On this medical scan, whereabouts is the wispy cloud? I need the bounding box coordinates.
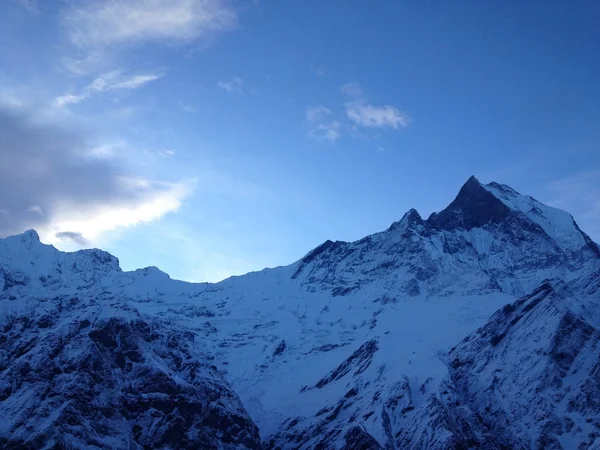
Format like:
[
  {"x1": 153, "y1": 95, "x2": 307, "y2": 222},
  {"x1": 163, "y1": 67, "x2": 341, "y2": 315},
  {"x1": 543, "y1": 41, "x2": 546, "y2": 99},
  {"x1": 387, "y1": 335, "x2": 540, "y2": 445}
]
[
  {"x1": 347, "y1": 104, "x2": 410, "y2": 129},
  {"x1": 53, "y1": 177, "x2": 195, "y2": 244},
  {"x1": 54, "y1": 94, "x2": 86, "y2": 108},
  {"x1": 0, "y1": 106, "x2": 195, "y2": 246},
  {"x1": 305, "y1": 83, "x2": 411, "y2": 145},
  {"x1": 94, "y1": 73, "x2": 161, "y2": 90},
  {"x1": 309, "y1": 122, "x2": 342, "y2": 143},
  {"x1": 217, "y1": 77, "x2": 244, "y2": 94},
  {"x1": 306, "y1": 105, "x2": 342, "y2": 143},
  {"x1": 55, "y1": 231, "x2": 90, "y2": 246},
  {"x1": 342, "y1": 82, "x2": 411, "y2": 129},
  {"x1": 310, "y1": 65, "x2": 326, "y2": 76},
  {"x1": 61, "y1": 52, "x2": 107, "y2": 76},
  {"x1": 341, "y1": 82, "x2": 363, "y2": 97},
  {"x1": 62, "y1": 0, "x2": 237, "y2": 49},
  {"x1": 306, "y1": 105, "x2": 331, "y2": 123},
  {"x1": 55, "y1": 70, "x2": 162, "y2": 107},
  {"x1": 178, "y1": 101, "x2": 196, "y2": 112}
]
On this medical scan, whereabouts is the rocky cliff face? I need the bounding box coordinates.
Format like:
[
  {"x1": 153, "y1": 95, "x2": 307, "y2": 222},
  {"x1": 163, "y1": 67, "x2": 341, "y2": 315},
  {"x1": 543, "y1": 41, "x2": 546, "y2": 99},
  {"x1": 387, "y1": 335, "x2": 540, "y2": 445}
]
[
  {"x1": 441, "y1": 273, "x2": 600, "y2": 450},
  {"x1": 0, "y1": 304, "x2": 260, "y2": 449},
  {"x1": 0, "y1": 177, "x2": 598, "y2": 449}
]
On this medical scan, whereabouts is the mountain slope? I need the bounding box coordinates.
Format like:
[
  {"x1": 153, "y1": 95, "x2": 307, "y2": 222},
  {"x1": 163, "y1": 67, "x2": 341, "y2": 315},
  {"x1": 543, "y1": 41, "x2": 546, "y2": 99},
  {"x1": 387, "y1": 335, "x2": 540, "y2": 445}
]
[
  {"x1": 0, "y1": 289, "x2": 260, "y2": 449},
  {"x1": 442, "y1": 272, "x2": 600, "y2": 449},
  {"x1": 0, "y1": 177, "x2": 598, "y2": 449},
  {"x1": 390, "y1": 271, "x2": 600, "y2": 450}
]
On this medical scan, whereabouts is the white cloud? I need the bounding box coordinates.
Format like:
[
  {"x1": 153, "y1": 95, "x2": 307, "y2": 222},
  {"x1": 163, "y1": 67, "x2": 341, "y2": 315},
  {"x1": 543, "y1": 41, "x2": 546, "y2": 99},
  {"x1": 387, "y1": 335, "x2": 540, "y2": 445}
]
[
  {"x1": 94, "y1": 73, "x2": 161, "y2": 91},
  {"x1": 346, "y1": 103, "x2": 411, "y2": 129},
  {"x1": 309, "y1": 121, "x2": 342, "y2": 143},
  {"x1": 306, "y1": 105, "x2": 331, "y2": 123},
  {"x1": 63, "y1": 0, "x2": 237, "y2": 49},
  {"x1": 306, "y1": 106, "x2": 341, "y2": 143},
  {"x1": 45, "y1": 178, "x2": 195, "y2": 245},
  {"x1": 54, "y1": 94, "x2": 86, "y2": 107},
  {"x1": 305, "y1": 84, "x2": 410, "y2": 144},
  {"x1": 217, "y1": 77, "x2": 244, "y2": 94},
  {"x1": 341, "y1": 82, "x2": 363, "y2": 97},
  {"x1": 0, "y1": 106, "x2": 196, "y2": 247},
  {"x1": 87, "y1": 143, "x2": 123, "y2": 159},
  {"x1": 342, "y1": 82, "x2": 411, "y2": 129},
  {"x1": 54, "y1": 70, "x2": 162, "y2": 107}
]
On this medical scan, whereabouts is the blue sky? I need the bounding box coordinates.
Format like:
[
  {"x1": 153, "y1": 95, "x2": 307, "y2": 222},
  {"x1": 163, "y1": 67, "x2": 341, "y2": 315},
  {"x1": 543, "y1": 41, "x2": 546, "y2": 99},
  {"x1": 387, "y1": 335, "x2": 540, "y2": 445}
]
[{"x1": 1, "y1": 0, "x2": 599, "y2": 282}]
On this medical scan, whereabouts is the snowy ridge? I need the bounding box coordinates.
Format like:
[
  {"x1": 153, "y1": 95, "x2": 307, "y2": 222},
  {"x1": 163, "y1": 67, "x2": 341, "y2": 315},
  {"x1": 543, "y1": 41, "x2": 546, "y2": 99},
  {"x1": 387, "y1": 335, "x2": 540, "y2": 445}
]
[
  {"x1": 483, "y1": 180, "x2": 598, "y2": 255},
  {"x1": 0, "y1": 177, "x2": 599, "y2": 449}
]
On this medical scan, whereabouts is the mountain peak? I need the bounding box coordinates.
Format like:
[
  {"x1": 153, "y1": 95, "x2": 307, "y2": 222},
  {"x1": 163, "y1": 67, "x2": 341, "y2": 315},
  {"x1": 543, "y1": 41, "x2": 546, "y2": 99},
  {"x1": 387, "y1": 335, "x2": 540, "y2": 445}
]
[
  {"x1": 427, "y1": 176, "x2": 511, "y2": 231},
  {"x1": 403, "y1": 208, "x2": 423, "y2": 222},
  {"x1": 22, "y1": 229, "x2": 40, "y2": 244},
  {"x1": 388, "y1": 208, "x2": 423, "y2": 233},
  {"x1": 464, "y1": 174, "x2": 481, "y2": 186},
  {"x1": 456, "y1": 175, "x2": 486, "y2": 198},
  {"x1": 1, "y1": 229, "x2": 43, "y2": 253},
  {"x1": 423, "y1": 178, "x2": 597, "y2": 256}
]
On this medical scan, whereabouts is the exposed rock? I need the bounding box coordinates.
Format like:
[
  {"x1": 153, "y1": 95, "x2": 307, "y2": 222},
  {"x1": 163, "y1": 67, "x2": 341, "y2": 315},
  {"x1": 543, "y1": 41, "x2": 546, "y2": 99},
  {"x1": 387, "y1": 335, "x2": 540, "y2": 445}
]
[
  {"x1": 0, "y1": 315, "x2": 261, "y2": 449},
  {"x1": 343, "y1": 426, "x2": 383, "y2": 450}
]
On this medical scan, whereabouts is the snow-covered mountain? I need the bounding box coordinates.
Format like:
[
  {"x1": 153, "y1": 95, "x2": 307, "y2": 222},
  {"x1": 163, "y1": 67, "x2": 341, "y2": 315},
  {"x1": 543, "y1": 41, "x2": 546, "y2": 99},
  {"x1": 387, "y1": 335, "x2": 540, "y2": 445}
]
[{"x1": 1, "y1": 176, "x2": 598, "y2": 449}]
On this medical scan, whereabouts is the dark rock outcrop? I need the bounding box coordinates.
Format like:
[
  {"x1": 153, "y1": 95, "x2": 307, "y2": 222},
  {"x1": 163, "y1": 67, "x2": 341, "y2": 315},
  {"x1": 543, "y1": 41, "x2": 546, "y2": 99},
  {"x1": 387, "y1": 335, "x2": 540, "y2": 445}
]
[{"x1": 0, "y1": 314, "x2": 260, "y2": 449}]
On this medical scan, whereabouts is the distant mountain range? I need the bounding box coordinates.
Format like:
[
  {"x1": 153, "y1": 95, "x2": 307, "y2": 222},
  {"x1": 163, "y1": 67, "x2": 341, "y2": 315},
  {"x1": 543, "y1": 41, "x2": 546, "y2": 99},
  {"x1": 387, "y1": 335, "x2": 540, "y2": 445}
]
[{"x1": 1, "y1": 177, "x2": 599, "y2": 449}]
